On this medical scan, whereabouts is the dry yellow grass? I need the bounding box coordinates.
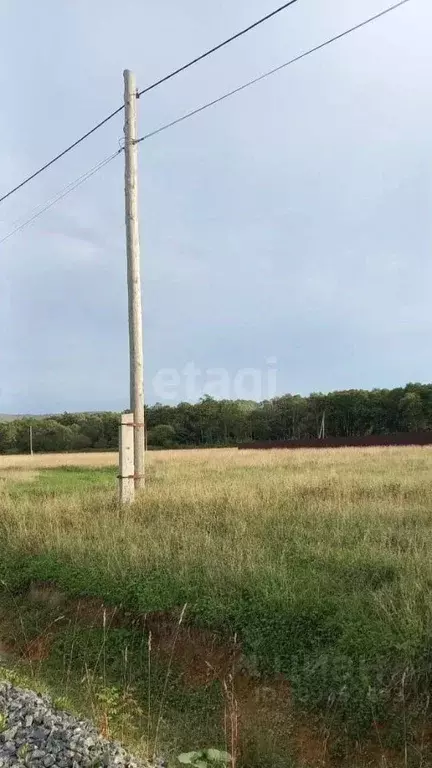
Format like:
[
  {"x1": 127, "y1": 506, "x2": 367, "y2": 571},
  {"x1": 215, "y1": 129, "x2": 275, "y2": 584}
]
[
  {"x1": 0, "y1": 451, "x2": 118, "y2": 470},
  {"x1": 0, "y1": 470, "x2": 39, "y2": 483},
  {"x1": 2, "y1": 443, "x2": 426, "y2": 469},
  {"x1": 2, "y1": 445, "x2": 431, "y2": 583}
]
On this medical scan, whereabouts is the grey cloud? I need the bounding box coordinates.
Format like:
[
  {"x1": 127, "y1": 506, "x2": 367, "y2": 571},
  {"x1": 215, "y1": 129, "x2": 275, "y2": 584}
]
[{"x1": 1, "y1": 0, "x2": 431, "y2": 412}]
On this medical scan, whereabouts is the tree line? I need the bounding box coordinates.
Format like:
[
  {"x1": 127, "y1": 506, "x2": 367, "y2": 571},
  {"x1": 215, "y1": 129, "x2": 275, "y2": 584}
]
[{"x1": 0, "y1": 383, "x2": 431, "y2": 453}]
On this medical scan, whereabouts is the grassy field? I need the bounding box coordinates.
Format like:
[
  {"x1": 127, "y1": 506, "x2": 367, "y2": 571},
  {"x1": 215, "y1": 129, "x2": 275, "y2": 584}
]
[
  {"x1": 0, "y1": 451, "x2": 118, "y2": 469},
  {"x1": 1, "y1": 446, "x2": 432, "y2": 766}
]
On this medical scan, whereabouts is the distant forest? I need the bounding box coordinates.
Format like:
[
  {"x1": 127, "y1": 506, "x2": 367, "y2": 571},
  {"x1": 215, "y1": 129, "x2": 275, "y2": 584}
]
[{"x1": 0, "y1": 383, "x2": 431, "y2": 453}]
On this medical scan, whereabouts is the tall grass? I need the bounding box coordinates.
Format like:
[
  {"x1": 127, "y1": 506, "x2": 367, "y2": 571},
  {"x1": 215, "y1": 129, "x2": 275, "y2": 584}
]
[
  {"x1": 0, "y1": 452, "x2": 118, "y2": 470},
  {"x1": 1, "y1": 447, "x2": 432, "y2": 752}
]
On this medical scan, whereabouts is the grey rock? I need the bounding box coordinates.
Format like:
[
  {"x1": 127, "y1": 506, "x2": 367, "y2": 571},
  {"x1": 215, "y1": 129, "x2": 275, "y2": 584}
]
[
  {"x1": 1, "y1": 729, "x2": 17, "y2": 742},
  {"x1": 0, "y1": 683, "x2": 161, "y2": 768},
  {"x1": 32, "y1": 727, "x2": 50, "y2": 741},
  {"x1": 31, "y1": 749, "x2": 46, "y2": 759}
]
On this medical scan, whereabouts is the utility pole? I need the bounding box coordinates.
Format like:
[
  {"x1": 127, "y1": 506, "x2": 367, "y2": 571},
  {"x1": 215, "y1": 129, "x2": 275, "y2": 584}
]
[
  {"x1": 29, "y1": 425, "x2": 33, "y2": 456},
  {"x1": 318, "y1": 411, "x2": 326, "y2": 440},
  {"x1": 124, "y1": 69, "x2": 145, "y2": 490}
]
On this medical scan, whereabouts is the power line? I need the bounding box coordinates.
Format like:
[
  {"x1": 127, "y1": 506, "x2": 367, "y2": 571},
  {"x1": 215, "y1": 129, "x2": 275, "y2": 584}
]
[
  {"x1": 0, "y1": 150, "x2": 121, "y2": 245},
  {"x1": 0, "y1": 0, "x2": 301, "y2": 207},
  {"x1": 0, "y1": 0, "x2": 412, "y2": 219},
  {"x1": 3, "y1": 150, "x2": 120, "y2": 234},
  {"x1": 137, "y1": 0, "x2": 411, "y2": 144},
  {"x1": 0, "y1": 110, "x2": 125, "y2": 207},
  {"x1": 136, "y1": 0, "x2": 300, "y2": 98}
]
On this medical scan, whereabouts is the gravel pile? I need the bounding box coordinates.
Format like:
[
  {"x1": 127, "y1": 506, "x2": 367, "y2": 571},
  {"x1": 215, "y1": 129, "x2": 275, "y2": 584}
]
[{"x1": 0, "y1": 682, "x2": 165, "y2": 768}]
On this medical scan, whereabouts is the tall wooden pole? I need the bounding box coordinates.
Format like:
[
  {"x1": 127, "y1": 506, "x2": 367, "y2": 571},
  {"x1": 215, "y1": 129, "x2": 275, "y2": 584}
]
[
  {"x1": 124, "y1": 69, "x2": 145, "y2": 490},
  {"x1": 29, "y1": 425, "x2": 33, "y2": 457}
]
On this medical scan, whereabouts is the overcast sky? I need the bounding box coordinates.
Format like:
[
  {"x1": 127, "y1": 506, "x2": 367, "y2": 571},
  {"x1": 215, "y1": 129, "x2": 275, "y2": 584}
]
[{"x1": 0, "y1": 0, "x2": 430, "y2": 413}]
